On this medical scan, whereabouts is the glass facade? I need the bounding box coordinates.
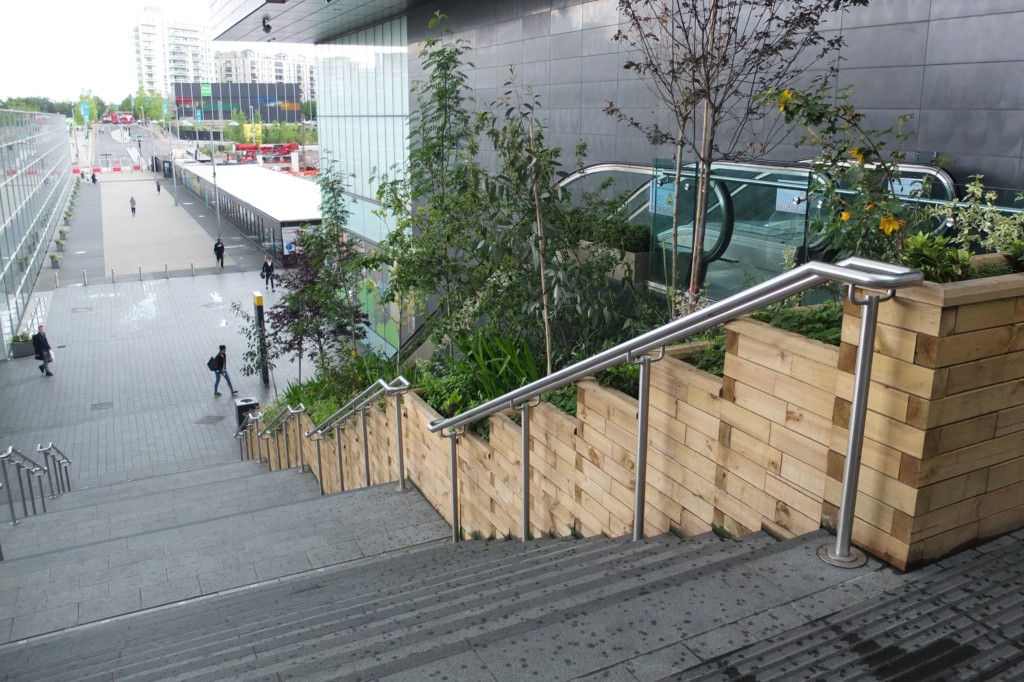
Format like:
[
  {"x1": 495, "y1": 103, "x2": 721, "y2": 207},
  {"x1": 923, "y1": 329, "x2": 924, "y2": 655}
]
[
  {"x1": 316, "y1": 17, "x2": 411, "y2": 354},
  {"x1": 0, "y1": 110, "x2": 73, "y2": 353}
]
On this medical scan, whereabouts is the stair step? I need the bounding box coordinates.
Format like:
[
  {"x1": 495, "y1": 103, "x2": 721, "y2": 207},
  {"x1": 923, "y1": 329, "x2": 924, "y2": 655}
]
[
  {"x1": 0, "y1": 465, "x2": 320, "y2": 559},
  {"x1": 671, "y1": 536, "x2": 1024, "y2": 681}
]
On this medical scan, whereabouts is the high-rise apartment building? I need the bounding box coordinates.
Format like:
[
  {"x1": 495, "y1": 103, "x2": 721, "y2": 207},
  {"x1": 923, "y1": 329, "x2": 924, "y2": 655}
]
[
  {"x1": 216, "y1": 50, "x2": 317, "y2": 102},
  {"x1": 134, "y1": 6, "x2": 214, "y2": 95}
]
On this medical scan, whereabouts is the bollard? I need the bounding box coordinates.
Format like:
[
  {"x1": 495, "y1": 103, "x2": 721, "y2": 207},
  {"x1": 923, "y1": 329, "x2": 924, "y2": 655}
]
[
  {"x1": 111, "y1": 268, "x2": 116, "y2": 284},
  {"x1": 82, "y1": 270, "x2": 88, "y2": 286},
  {"x1": 138, "y1": 266, "x2": 143, "y2": 282},
  {"x1": 54, "y1": 272, "x2": 59, "y2": 288},
  {"x1": 164, "y1": 264, "x2": 169, "y2": 279},
  {"x1": 190, "y1": 262, "x2": 195, "y2": 276},
  {"x1": 239, "y1": 257, "x2": 244, "y2": 271}
]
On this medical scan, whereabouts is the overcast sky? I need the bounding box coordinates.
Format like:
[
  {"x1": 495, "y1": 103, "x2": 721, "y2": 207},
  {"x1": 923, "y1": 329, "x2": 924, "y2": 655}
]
[{"x1": 0, "y1": 0, "x2": 314, "y2": 104}]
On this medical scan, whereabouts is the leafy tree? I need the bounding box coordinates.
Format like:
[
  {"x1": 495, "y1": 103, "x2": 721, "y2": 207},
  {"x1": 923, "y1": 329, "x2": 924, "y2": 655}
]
[
  {"x1": 607, "y1": 0, "x2": 868, "y2": 301},
  {"x1": 375, "y1": 12, "x2": 490, "y2": 351},
  {"x1": 267, "y1": 164, "x2": 368, "y2": 371},
  {"x1": 302, "y1": 100, "x2": 316, "y2": 121},
  {"x1": 230, "y1": 300, "x2": 278, "y2": 387}
]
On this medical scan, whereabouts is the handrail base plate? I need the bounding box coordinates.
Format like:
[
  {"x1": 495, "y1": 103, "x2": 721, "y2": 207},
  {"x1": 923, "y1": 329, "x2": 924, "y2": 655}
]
[{"x1": 818, "y1": 544, "x2": 868, "y2": 569}]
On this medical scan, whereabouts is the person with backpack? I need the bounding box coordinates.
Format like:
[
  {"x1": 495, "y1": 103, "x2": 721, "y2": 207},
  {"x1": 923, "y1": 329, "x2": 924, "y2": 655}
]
[
  {"x1": 32, "y1": 325, "x2": 54, "y2": 377},
  {"x1": 208, "y1": 345, "x2": 238, "y2": 397}
]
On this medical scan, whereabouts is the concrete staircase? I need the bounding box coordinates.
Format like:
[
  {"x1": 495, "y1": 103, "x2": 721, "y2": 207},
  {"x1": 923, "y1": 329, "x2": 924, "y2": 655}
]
[{"x1": 2, "y1": 460, "x2": 1023, "y2": 680}]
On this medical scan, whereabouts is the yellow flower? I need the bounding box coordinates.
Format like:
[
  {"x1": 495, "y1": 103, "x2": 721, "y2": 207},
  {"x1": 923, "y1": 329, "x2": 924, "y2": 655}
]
[
  {"x1": 879, "y1": 214, "x2": 901, "y2": 235},
  {"x1": 840, "y1": 210, "x2": 851, "y2": 222},
  {"x1": 777, "y1": 89, "x2": 793, "y2": 113},
  {"x1": 850, "y1": 147, "x2": 865, "y2": 164}
]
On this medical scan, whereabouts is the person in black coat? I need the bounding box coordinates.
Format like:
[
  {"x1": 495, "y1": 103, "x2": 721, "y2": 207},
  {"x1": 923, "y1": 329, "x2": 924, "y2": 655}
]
[
  {"x1": 32, "y1": 325, "x2": 53, "y2": 377},
  {"x1": 260, "y1": 257, "x2": 275, "y2": 291},
  {"x1": 214, "y1": 239, "x2": 225, "y2": 268}
]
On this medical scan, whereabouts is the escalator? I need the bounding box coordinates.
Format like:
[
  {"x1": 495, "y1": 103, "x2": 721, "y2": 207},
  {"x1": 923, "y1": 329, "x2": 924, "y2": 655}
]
[{"x1": 556, "y1": 159, "x2": 959, "y2": 301}]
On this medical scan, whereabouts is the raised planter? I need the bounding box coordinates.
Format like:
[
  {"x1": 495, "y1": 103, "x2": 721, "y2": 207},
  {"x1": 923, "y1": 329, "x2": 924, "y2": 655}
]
[{"x1": 10, "y1": 341, "x2": 35, "y2": 358}]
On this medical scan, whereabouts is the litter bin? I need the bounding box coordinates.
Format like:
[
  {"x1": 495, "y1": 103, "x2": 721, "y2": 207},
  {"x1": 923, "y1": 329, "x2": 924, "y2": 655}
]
[{"x1": 234, "y1": 397, "x2": 259, "y2": 426}]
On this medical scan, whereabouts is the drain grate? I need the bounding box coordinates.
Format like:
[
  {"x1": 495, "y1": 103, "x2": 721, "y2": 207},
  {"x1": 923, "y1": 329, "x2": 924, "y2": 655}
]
[
  {"x1": 195, "y1": 415, "x2": 225, "y2": 425},
  {"x1": 91, "y1": 402, "x2": 113, "y2": 411},
  {"x1": 71, "y1": 307, "x2": 93, "y2": 313}
]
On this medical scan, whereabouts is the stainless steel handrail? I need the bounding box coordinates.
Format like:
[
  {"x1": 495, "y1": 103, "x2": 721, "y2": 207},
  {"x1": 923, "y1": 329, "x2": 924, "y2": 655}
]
[
  {"x1": 1, "y1": 446, "x2": 50, "y2": 520},
  {"x1": 426, "y1": 258, "x2": 922, "y2": 562},
  {"x1": 36, "y1": 443, "x2": 72, "y2": 497},
  {"x1": 258, "y1": 404, "x2": 306, "y2": 438},
  {"x1": 234, "y1": 411, "x2": 261, "y2": 462},
  {"x1": 306, "y1": 377, "x2": 411, "y2": 496}
]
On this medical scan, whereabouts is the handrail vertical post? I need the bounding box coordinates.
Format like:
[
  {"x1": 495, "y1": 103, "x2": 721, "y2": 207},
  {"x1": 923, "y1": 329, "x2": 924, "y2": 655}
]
[
  {"x1": 42, "y1": 450, "x2": 57, "y2": 497},
  {"x1": 36, "y1": 474, "x2": 46, "y2": 513},
  {"x1": 632, "y1": 353, "x2": 656, "y2": 542},
  {"x1": 16, "y1": 467, "x2": 29, "y2": 517},
  {"x1": 819, "y1": 287, "x2": 890, "y2": 568},
  {"x1": 334, "y1": 426, "x2": 344, "y2": 492},
  {"x1": 26, "y1": 472, "x2": 37, "y2": 516},
  {"x1": 272, "y1": 429, "x2": 280, "y2": 472},
  {"x1": 315, "y1": 438, "x2": 325, "y2": 496},
  {"x1": 62, "y1": 462, "x2": 71, "y2": 492},
  {"x1": 2, "y1": 464, "x2": 17, "y2": 525},
  {"x1": 394, "y1": 392, "x2": 408, "y2": 492},
  {"x1": 519, "y1": 401, "x2": 534, "y2": 542},
  {"x1": 283, "y1": 419, "x2": 291, "y2": 469},
  {"x1": 360, "y1": 408, "x2": 370, "y2": 487},
  {"x1": 448, "y1": 431, "x2": 461, "y2": 542}
]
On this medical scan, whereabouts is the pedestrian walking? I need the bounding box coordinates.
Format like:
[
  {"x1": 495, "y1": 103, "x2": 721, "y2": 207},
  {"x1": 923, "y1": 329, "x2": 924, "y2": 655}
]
[
  {"x1": 214, "y1": 238, "x2": 225, "y2": 268},
  {"x1": 130, "y1": 196, "x2": 137, "y2": 217},
  {"x1": 91, "y1": 173, "x2": 97, "y2": 184},
  {"x1": 209, "y1": 345, "x2": 238, "y2": 396},
  {"x1": 261, "y1": 256, "x2": 276, "y2": 291},
  {"x1": 32, "y1": 325, "x2": 54, "y2": 377},
  {"x1": 156, "y1": 180, "x2": 161, "y2": 194}
]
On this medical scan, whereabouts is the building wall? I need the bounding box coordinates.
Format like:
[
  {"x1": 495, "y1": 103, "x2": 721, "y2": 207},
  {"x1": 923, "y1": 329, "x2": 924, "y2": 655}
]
[
  {"x1": 0, "y1": 111, "x2": 74, "y2": 349},
  {"x1": 216, "y1": 50, "x2": 317, "y2": 102},
  {"x1": 390, "y1": 0, "x2": 1024, "y2": 190},
  {"x1": 134, "y1": 7, "x2": 214, "y2": 95}
]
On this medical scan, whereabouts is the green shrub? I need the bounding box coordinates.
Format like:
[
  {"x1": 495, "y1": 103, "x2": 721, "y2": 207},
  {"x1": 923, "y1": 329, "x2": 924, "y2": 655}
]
[{"x1": 899, "y1": 232, "x2": 971, "y2": 284}]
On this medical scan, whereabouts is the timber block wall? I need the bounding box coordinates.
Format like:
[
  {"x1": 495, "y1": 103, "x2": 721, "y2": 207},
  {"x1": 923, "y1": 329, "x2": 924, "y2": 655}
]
[
  {"x1": 245, "y1": 273, "x2": 1024, "y2": 570},
  {"x1": 836, "y1": 274, "x2": 1024, "y2": 569}
]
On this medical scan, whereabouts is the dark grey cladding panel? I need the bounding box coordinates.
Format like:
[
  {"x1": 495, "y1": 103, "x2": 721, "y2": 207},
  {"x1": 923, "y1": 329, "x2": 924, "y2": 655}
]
[
  {"x1": 836, "y1": 22, "x2": 929, "y2": 69},
  {"x1": 551, "y1": 4, "x2": 583, "y2": 34},
  {"x1": 495, "y1": 18, "x2": 524, "y2": 44},
  {"x1": 581, "y1": 81, "x2": 617, "y2": 109},
  {"x1": 497, "y1": 40, "x2": 525, "y2": 68},
  {"x1": 549, "y1": 83, "x2": 582, "y2": 108},
  {"x1": 523, "y1": 12, "x2": 551, "y2": 38},
  {"x1": 837, "y1": 66, "x2": 925, "y2": 110},
  {"x1": 839, "y1": 0, "x2": 931, "y2": 28},
  {"x1": 581, "y1": 107, "x2": 619, "y2": 135},
  {"x1": 925, "y1": 11, "x2": 1024, "y2": 64},
  {"x1": 582, "y1": 53, "x2": 623, "y2": 83},
  {"x1": 474, "y1": 66, "x2": 499, "y2": 91},
  {"x1": 581, "y1": 134, "x2": 618, "y2": 163},
  {"x1": 522, "y1": 60, "x2": 551, "y2": 87},
  {"x1": 930, "y1": 0, "x2": 1024, "y2": 20},
  {"x1": 550, "y1": 30, "x2": 583, "y2": 60},
  {"x1": 922, "y1": 63, "x2": 1024, "y2": 110},
  {"x1": 581, "y1": 0, "x2": 620, "y2": 29},
  {"x1": 523, "y1": 36, "x2": 552, "y2": 63},
  {"x1": 548, "y1": 108, "x2": 582, "y2": 134},
  {"x1": 473, "y1": 44, "x2": 498, "y2": 69},
  {"x1": 550, "y1": 57, "x2": 583, "y2": 84},
  {"x1": 918, "y1": 109, "x2": 1024, "y2": 159},
  {"x1": 581, "y1": 25, "x2": 617, "y2": 57}
]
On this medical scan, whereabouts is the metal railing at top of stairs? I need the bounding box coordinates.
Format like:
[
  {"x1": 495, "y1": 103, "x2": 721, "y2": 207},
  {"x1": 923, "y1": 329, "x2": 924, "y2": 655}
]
[
  {"x1": 234, "y1": 410, "x2": 263, "y2": 463},
  {"x1": 427, "y1": 257, "x2": 924, "y2": 567},
  {"x1": 36, "y1": 443, "x2": 72, "y2": 498},
  {"x1": 306, "y1": 377, "x2": 412, "y2": 497},
  {"x1": 0, "y1": 446, "x2": 51, "y2": 524},
  {"x1": 258, "y1": 404, "x2": 306, "y2": 474}
]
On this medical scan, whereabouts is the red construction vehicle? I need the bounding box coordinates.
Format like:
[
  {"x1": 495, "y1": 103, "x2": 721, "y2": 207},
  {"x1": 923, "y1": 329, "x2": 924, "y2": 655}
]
[{"x1": 233, "y1": 143, "x2": 300, "y2": 163}]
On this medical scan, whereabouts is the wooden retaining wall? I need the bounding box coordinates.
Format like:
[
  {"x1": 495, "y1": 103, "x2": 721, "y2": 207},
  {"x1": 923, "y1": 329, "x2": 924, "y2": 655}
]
[{"x1": 245, "y1": 272, "x2": 1024, "y2": 570}]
